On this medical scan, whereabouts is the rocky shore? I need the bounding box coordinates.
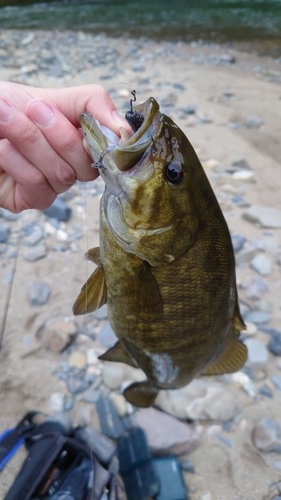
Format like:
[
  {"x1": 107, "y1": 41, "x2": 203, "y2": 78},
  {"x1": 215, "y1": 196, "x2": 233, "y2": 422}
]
[{"x1": 1, "y1": 29, "x2": 281, "y2": 500}]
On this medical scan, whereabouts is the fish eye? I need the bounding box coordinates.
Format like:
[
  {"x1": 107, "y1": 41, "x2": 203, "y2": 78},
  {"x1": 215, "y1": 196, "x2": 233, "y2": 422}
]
[{"x1": 165, "y1": 162, "x2": 184, "y2": 185}]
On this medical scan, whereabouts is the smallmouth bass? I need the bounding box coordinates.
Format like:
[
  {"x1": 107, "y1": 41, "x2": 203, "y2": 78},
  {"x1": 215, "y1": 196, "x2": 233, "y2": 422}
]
[{"x1": 73, "y1": 96, "x2": 247, "y2": 408}]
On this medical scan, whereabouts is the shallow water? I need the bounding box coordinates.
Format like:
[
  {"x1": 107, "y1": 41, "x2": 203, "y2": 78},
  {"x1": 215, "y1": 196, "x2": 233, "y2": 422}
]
[{"x1": 0, "y1": 0, "x2": 281, "y2": 55}]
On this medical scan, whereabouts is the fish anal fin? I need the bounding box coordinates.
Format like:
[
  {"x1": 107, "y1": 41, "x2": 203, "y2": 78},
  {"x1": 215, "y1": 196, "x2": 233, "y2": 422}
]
[
  {"x1": 72, "y1": 265, "x2": 107, "y2": 315},
  {"x1": 99, "y1": 341, "x2": 139, "y2": 368},
  {"x1": 124, "y1": 264, "x2": 163, "y2": 319},
  {"x1": 201, "y1": 339, "x2": 248, "y2": 376},
  {"x1": 124, "y1": 381, "x2": 158, "y2": 408},
  {"x1": 86, "y1": 247, "x2": 101, "y2": 265}
]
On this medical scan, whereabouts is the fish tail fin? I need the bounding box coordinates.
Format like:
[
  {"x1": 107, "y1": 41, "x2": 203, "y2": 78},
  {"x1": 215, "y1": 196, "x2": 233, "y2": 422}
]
[
  {"x1": 124, "y1": 381, "x2": 158, "y2": 408},
  {"x1": 201, "y1": 338, "x2": 248, "y2": 376}
]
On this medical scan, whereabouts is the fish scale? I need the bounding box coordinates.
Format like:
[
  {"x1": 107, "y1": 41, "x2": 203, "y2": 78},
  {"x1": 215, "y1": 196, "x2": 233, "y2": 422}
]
[{"x1": 73, "y1": 96, "x2": 247, "y2": 407}]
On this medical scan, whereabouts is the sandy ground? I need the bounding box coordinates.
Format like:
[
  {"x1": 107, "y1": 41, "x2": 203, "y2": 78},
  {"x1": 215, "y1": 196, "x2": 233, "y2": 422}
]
[{"x1": 0, "y1": 32, "x2": 281, "y2": 499}]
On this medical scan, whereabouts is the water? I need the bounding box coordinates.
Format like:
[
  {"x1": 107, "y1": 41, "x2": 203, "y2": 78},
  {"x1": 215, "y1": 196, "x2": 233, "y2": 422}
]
[{"x1": 1, "y1": 0, "x2": 281, "y2": 54}]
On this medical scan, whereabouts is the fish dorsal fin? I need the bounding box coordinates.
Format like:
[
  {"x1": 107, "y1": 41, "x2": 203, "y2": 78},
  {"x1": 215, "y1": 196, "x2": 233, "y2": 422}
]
[
  {"x1": 124, "y1": 381, "x2": 159, "y2": 408},
  {"x1": 99, "y1": 341, "x2": 139, "y2": 368},
  {"x1": 201, "y1": 338, "x2": 248, "y2": 376},
  {"x1": 72, "y1": 265, "x2": 107, "y2": 315},
  {"x1": 124, "y1": 264, "x2": 163, "y2": 319},
  {"x1": 86, "y1": 247, "x2": 101, "y2": 265}
]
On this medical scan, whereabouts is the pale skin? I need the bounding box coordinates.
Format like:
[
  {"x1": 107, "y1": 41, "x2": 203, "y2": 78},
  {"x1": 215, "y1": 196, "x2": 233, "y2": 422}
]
[{"x1": 0, "y1": 81, "x2": 130, "y2": 213}]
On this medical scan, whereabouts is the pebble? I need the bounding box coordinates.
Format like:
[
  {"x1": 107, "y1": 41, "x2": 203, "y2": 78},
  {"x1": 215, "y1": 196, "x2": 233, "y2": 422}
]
[
  {"x1": 0, "y1": 208, "x2": 21, "y2": 221},
  {"x1": 156, "y1": 379, "x2": 241, "y2": 421},
  {"x1": 132, "y1": 407, "x2": 200, "y2": 456},
  {"x1": 244, "y1": 310, "x2": 270, "y2": 324},
  {"x1": 99, "y1": 320, "x2": 118, "y2": 347},
  {"x1": 75, "y1": 426, "x2": 116, "y2": 465},
  {"x1": 49, "y1": 392, "x2": 66, "y2": 412},
  {"x1": 231, "y1": 234, "x2": 246, "y2": 253},
  {"x1": 68, "y1": 376, "x2": 89, "y2": 394},
  {"x1": 268, "y1": 333, "x2": 281, "y2": 356},
  {"x1": 40, "y1": 316, "x2": 77, "y2": 353},
  {"x1": 82, "y1": 388, "x2": 101, "y2": 404},
  {"x1": 244, "y1": 338, "x2": 269, "y2": 370},
  {"x1": 250, "y1": 254, "x2": 272, "y2": 276},
  {"x1": 232, "y1": 170, "x2": 255, "y2": 181},
  {"x1": 43, "y1": 197, "x2": 72, "y2": 222},
  {"x1": 274, "y1": 462, "x2": 281, "y2": 471},
  {"x1": 109, "y1": 392, "x2": 128, "y2": 417},
  {"x1": 243, "y1": 205, "x2": 281, "y2": 229},
  {"x1": 253, "y1": 418, "x2": 281, "y2": 452},
  {"x1": 0, "y1": 221, "x2": 10, "y2": 243},
  {"x1": 201, "y1": 493, "x2": 212, "y2": 500},
  {"x1": 24, "y1": 226, "x2": 44, "y2": 246},
  {"x1": 29, "y1": 281, "x2": 51, "y2": 306},
  {"x1": 241, "y1": 321, "x2": 257, "y2": 336},
  {"x1": 102, "y1": 365, "x2": 125, "y2": 390},
  {"x1": 258, "y1": 385, "x2": 273, "y2": 398},
  {"x1": 235, "y1": 245, "x2": 256, "y2": 264},
  {"x1": 86, "y1": 348, "x2": 98, "y2": 365},
  {"x1": 270, "y1": 374, "x2": 281, "y2": 391},
  {"x1": 93, "y1": 304, "x2": 108, "y2": 320},
  {"x1": 68, "y1": 350, "x2": 87, "y2": 369},
  {"x1": 96, "y1": 395, "x2": 125, "y2": 439},
  {"x1": 24, "y1": 243, "x2": 47, "y2": 261},
  {"x1": 246, "y1": 277, "x2": 268, "y2": 300},
  {"x1": 180, "y1": 458, "x2": 196, "y2": 473},
  {"x1": 244, "y1": 115, "x2": 264, "y2": 128}
]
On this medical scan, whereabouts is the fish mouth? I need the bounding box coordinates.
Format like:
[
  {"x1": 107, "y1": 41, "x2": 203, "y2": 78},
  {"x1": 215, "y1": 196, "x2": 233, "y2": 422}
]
[{"x1": 80, "y1": 97, "x2": 162, "y2": 173}]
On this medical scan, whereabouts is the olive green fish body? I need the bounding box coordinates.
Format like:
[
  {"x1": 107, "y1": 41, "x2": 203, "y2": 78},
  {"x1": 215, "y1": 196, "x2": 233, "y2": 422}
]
[{"x1": 73, "y1": 97, "x2": 247, "y2": 407}]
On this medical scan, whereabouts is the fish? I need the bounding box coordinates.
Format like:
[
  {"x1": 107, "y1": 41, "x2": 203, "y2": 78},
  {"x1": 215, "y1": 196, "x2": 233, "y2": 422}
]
[{"x1": 73, "y1": 96, "x2": 247, "y2": 408}]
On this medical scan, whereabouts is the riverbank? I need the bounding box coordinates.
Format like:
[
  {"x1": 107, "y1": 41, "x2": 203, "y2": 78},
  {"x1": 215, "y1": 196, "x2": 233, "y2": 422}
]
[{"x1": 1, "y1": 30, "x2": 281, "y2": 500}]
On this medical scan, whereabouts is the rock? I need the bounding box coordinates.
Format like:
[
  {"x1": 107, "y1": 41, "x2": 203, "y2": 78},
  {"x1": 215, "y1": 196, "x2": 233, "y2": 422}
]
[
  {"x1": 68, "y1": 376, "x2": 89, "y2": 394},
  {"x1": 246, "y1": 277, "x2": 268, "y2": 300},
  {"x1": 244, "y1": 115, "x2": 264, "y2": 128},
  {"x1": 232, "y1": 170, "x2": 254, "y2": 181},
  {"x1": 201, "y1": 493, "x2": 212, "y2": 500},
  {"x1": 229, "y1": 159, "x2": 252, "y2": 172},
  {"x1": 132, "y1": 407, "x2": 200, "y2": 456},
  {"x1": 179, "y1": 458, "x2": 196, "y2": 473},
  {"x1": 75, "y1": 426, "x2": 116, "y2": 465},
  {"x1": 231, "y1": 234, "x2": 246, "y2": 253},
  {"x1": 93, "y1": 304, "x2": 108, "y2": 320},
  {"x1": 253, "y1": 418, "x2": 281, "y2": 452},
  {"x1": 86, "y1": 348, "x2": 98, "y2": 365},
  {"x1": 258, "y1": 385, "x2": 273, "y2": 398},
  {"x1": 82, "y1": 388, "x2": 101, "y2": 404},
  {"x1": 68, "y1": 351, "x2": 87, "y2": 369},
  {"x1": 29, "y1": 281, "x2": 51, "y2": 306},
  {"x1": 270, "y1": 374, "x2": 281, "y2": 391},
  {"x1": 49, "y1": 392, "x2": 66, "y2": 412},
  {"x1": 231, "y1": 371, "x2": 255, "y2": 397},
  {"x1": 202, "y1": 159, "x2": 218, "y2": 170},
  {"x1": 0, "y1": 208, "x2": 21, "y2": 221},
  {"x1": 244, "y1": 311, "x2": 270, "y2": 324},
  {"x1": 274, "y1": 462, "x2": 281, "y2": 471},
  {"x1": 102, "y1": 365, "x2": 125, "y2": 390},
  {"x1": 24, "y1": 226, "x2": 44, "y2": 246},
  {"x1": 250, "y1": 254, "x2": 272, "y2": 276},
  {"x1": 241, "y1": 321, "x2": 257, "y2": 336},
  {"x1": 156, "y1": 379, "x2": 241, "y2": 421},
  {"x1": 99, "y1": 320, "x2": 118, "y2": 347},
  {"x1": 268, "y1": 333, "x2": 281, "y2": 356},
  {"x1": 243, "y1": 338, "x2": 268, "y2": 370},
  {"x1": 0, "y1": 221, "x2": 10, "y2": 243},
  {"x1": 96, "y1": 396, "x2": 126, "y2": 439},
  {"x1": 43, "y1": 197, "x2": 72, "y2": 222},
  {"x1": 235, "y1": 246, "x2": 256, "y2": 264},
  {"x1": 24, "y1": 243, "x2": 47, "y2": 261},
  {"x1": 243, "y1": 205, "x2": 281, "y2": 229},
  {"x1": 109, "y1": 393, "x2": 128, "y2": 417},
  {"x1": 40, "y1": 316, "x2": 77, "y2": 352}
]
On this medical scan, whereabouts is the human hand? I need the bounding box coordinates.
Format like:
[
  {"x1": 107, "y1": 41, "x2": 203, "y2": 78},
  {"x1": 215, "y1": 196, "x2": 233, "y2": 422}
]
[{"x1": 0, "y1": 82, "x2": 129, "y2": 213}]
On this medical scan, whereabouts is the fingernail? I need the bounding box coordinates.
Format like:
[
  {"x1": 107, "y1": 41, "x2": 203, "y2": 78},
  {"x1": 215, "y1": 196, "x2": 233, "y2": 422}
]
[
  {"x1": 28, "y1": 100, "x2": 55, "y2": 127},
  {"x1": 0, "y1": 98, "x2": 13, "y2": 121},
  {"x1": 112, "y1": 110, "x2": 127, "y2": 127}
]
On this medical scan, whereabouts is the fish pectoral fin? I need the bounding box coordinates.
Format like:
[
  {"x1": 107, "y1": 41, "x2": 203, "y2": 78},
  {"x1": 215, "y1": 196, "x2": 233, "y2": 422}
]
[
  {"x1": 72, "y1": 264, "x2": 107, "y2": 315},
  {"x1": 124, "y1": 381, "x2": 159, "y2": 408},
  {"x1": 99, "y1": 341, "x2": 139, "y2": 368},
  {"x1": 201, "y1": 338, "x2": 248, "y2": 376},
  {"x1": 124, "y1": 264, "x2": 163, "y2": 319},
  {"x1": 86, "y1": 247, "x2": 101, "y2": 265}
]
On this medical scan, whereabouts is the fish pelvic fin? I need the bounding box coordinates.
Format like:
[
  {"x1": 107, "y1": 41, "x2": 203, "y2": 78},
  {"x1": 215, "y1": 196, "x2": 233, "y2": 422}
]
[
  {"x1": 201, "y1": 338, "x2": 248, "y2": 376},
  {"x1": 124, "y1": 263, "x2": 163, "y2": 320},
  {"x1": 86, "y1": 247, "x2": 101, "y2": 265},
  {"x1": 124, "y1": 381, "x2": 159, "y2": 408},
  {"x1": 72, "y1": 264, "x2": 107, "y2": 315},
  {"x1": 99, "y1": 341, "x2": 139, "y2": 368}
]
